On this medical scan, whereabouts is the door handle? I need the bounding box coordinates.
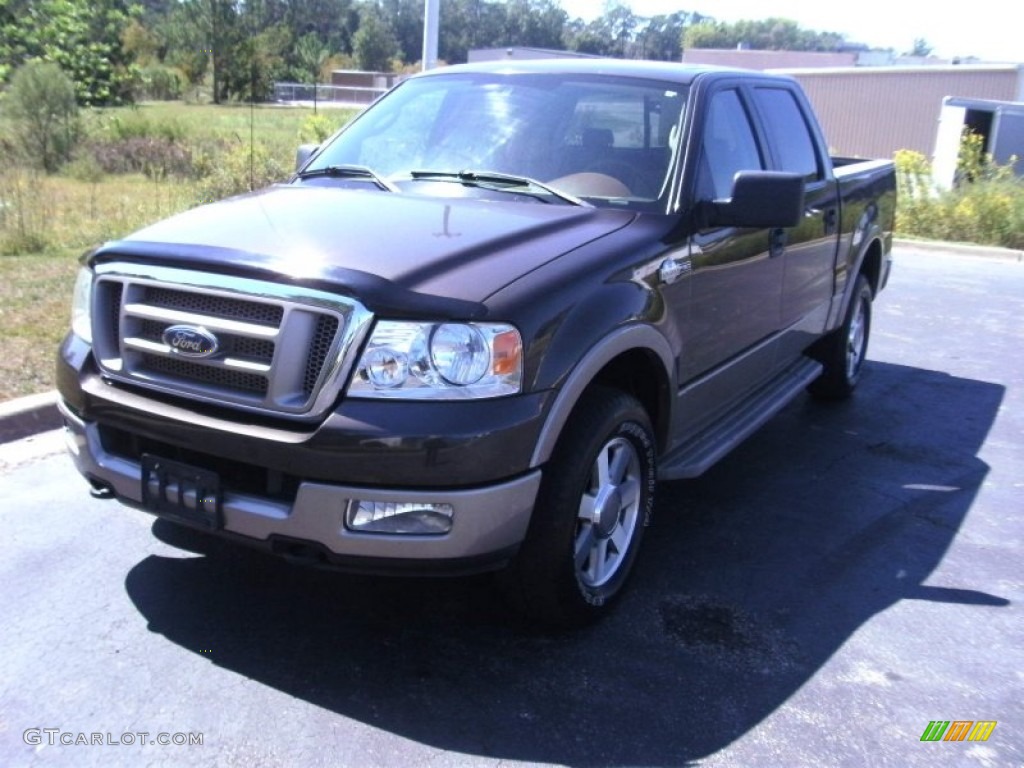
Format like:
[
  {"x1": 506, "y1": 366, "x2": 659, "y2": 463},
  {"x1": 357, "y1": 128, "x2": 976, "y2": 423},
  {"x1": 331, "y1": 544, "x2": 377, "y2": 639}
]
[
  {"x1": 769, "y1": 228, "x2": 787, "y2": 258},
  {"x1": 823, "y1": 207, "x2": 838, "y2": 235},
  {"x1": 806, "y1": 207, "x2": 838, "y2": 235}
]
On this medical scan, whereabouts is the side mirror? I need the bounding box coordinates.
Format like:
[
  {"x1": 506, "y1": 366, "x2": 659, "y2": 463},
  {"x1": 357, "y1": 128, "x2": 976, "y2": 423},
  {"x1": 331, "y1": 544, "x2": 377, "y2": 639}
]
[
  {"x1": 295, "y1": 144, "x2": 319, "y2": 172},
  {"x1": 705, "y1": 171, "x2": 806, "y2": 229}
]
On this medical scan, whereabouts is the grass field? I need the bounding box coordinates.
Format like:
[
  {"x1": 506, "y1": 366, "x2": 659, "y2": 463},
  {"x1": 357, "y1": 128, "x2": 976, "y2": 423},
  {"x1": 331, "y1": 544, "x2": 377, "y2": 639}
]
[
  {"x1": 87, "y1": 101, "x2": 355, "y2": 160},
  {"x1": 0, "y1": 101, "x2": 358, "y2": 401}
]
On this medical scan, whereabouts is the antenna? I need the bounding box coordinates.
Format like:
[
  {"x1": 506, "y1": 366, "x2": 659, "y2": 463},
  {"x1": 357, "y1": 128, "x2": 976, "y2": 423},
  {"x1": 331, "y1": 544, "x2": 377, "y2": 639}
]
[
  {"x1": 250, "y1": 86, "x2": 255, "y2": 191},
  {"x1": 248, "y1": 2, "x2": 255, "y2": 191}
]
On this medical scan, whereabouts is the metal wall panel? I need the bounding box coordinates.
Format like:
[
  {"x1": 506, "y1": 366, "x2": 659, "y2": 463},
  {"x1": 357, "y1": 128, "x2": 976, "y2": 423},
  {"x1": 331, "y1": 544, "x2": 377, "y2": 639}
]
[{"x1": 778, "y1": 66, "x2": 1024, "y2": 158}]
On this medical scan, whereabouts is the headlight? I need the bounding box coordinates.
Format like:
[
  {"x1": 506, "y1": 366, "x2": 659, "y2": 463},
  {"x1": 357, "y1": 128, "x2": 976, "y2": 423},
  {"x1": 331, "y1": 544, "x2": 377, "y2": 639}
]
[
  {"x1": 71, "y1": 267, "x2": 93, "y2": 343},
  {"x1": 348, "y1": 321, "x2": 522, "y2": 399}
]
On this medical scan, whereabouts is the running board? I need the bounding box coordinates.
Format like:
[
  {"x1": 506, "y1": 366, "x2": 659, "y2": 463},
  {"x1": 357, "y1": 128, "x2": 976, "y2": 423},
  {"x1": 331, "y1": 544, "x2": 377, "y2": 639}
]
[{"x1": 658, "y1": 357, "x2": 823, "y2": 480}]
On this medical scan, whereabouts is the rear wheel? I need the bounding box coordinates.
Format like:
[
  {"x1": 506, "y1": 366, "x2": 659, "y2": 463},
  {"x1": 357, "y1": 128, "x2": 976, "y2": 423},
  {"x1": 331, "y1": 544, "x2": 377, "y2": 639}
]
[
  {"x1": 809, "y1": 274, "x2": 873, "y2": 400},
  {"x1": 499, "y1": 387, "x2": 656, "y2": 628}
]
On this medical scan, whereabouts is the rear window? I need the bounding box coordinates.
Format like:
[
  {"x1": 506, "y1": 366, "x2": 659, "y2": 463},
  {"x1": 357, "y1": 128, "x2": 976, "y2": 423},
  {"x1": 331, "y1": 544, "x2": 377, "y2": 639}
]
[{"x1": 752, "y1": 87, "x2": 820, "y2": 180}]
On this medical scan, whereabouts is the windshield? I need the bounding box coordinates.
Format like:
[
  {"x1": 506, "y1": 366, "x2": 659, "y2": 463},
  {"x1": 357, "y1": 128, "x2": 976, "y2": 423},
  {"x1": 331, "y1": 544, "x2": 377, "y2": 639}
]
[{"x1": 304, "y1": 72, "x2": 688, "y2": 210}]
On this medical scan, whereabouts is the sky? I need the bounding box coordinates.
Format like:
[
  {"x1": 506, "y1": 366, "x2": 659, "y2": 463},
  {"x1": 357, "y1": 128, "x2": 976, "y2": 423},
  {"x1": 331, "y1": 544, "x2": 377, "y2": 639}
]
[{"x1": 556, "y1": 0, "x2": 1023, "y2": 63}]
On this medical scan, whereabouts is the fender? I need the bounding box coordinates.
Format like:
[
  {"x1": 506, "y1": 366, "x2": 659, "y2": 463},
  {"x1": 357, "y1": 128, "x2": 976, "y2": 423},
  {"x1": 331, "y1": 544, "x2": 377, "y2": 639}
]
[
  {"x1": 828, "y1": 209, "x2": 888, "y2": 331},
  {"x1": 530, "y1": 323, "x2": 676, "y2": 468}
]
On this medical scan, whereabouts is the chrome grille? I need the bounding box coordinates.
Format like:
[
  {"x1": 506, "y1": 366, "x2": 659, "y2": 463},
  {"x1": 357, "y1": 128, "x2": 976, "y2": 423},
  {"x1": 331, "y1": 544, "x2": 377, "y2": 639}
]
[{"x1": 91, "y1": 263, "x2": 374, "y2": 420}]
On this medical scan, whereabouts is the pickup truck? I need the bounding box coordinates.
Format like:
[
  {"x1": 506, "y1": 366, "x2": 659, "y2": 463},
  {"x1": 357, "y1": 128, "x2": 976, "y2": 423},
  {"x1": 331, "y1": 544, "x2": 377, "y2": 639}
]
[{"x1": 57, "y1": 59, "x2": 895, "y2": 627}]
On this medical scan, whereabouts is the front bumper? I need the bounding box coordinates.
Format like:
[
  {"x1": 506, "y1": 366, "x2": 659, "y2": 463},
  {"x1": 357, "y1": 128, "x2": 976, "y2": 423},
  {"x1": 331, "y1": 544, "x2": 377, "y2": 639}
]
[{"x1": 60, "y1": 400, "x2": 541, "y2": 574}]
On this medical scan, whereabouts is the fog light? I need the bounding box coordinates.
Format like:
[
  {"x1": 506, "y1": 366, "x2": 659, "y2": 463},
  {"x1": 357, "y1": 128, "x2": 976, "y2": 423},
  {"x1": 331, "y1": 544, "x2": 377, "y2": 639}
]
[{"x1": 346, "y1": 500, "x2": 453, "y2": 535}]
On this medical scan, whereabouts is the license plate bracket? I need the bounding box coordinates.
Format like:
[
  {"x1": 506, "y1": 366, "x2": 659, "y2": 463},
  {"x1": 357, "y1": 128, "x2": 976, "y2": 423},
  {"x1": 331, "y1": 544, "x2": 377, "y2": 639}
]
[{"x1": 141, "y1": 454, "x2": 222, "y2": 530}]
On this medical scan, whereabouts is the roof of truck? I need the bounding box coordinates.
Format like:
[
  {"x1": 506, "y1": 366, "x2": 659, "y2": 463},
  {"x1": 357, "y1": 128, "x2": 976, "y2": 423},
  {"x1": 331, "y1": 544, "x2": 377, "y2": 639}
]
[{"x1": 416, "y1": 57, "x2": 770, "y2": 85}]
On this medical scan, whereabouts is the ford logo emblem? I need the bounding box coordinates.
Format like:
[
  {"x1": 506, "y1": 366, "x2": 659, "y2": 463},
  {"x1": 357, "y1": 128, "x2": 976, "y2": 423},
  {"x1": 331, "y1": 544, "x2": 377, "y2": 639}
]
[{"x1": 162, "y1": 325, "x2": 220, "y2": 358}]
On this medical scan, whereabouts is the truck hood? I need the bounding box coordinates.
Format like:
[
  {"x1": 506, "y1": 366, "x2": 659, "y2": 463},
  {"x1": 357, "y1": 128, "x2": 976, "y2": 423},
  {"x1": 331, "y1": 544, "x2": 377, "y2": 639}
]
[{"x1": 98, "y1": 184, "x2": 636, "y2": 316}]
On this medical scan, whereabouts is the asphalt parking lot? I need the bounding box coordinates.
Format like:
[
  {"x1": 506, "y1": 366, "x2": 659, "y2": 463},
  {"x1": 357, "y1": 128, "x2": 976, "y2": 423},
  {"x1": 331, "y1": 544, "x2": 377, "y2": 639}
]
[{"x1": 0, "y1": 245, "x2": 1021, "y2": 767}]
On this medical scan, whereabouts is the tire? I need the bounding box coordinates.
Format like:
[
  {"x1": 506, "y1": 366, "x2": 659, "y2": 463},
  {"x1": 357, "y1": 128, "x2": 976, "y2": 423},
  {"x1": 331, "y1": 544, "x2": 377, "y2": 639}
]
[
  {"x1": 809, "y1": 274, "x2": 873, "y2": 400},
  {"x1": 499, "y1": 387, "x2": 657, "y2": 628}
]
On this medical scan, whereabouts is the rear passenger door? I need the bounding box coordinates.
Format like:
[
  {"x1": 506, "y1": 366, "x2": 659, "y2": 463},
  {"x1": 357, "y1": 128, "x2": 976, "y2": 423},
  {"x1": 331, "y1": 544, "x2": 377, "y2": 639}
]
[{"x1": 750, "y1": 85, "x2": 838, "y2": 339}]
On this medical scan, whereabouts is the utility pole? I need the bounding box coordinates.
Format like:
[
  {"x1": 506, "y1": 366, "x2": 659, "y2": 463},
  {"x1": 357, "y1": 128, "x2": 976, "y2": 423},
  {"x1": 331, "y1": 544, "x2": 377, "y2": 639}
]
[{"x1": 423, "y1": 0, "x2": 440, "y2": 70}]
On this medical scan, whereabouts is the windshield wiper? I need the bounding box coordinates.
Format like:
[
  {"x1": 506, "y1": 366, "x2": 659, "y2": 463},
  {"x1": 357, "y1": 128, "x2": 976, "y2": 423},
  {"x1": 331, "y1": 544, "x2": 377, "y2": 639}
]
[
  {"x1": 409, "y1": 170, "x2": 589, "y2": 207},
  {"x1": 296, "y1": 164, "x2": 398, "y2": 192}
]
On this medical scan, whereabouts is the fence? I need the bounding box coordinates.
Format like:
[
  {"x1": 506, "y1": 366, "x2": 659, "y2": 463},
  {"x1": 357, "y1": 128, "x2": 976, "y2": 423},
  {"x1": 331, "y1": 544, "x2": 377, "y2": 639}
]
[{"x1": 272, "y1": 83, "x2": 388, "y2": 107}]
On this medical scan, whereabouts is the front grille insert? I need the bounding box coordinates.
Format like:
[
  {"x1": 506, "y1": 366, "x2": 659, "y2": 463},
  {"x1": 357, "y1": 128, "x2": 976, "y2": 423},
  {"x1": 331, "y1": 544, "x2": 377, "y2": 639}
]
[
  {"x1": 144, "y1": 287, "x2": 285, "y2": 325},
  {"x1": 304, "y1": 315, "x2": 340, "y2": 396},
  {"x1": 142, "y1": 353, "x2": 270, "y2": 395},
  {"x1": 91, "y1": 264, "x2": 374, "y2": 420}
]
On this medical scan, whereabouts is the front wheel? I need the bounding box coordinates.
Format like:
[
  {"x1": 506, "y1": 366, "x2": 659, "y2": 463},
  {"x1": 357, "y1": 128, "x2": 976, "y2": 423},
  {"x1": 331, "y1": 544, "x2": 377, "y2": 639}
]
[
  {"x1": 809, "y1": 274, "x2": 873, "y2": 400},
  {"x1": 499, "y1": 387, "x2": 657, "y2": 628}
]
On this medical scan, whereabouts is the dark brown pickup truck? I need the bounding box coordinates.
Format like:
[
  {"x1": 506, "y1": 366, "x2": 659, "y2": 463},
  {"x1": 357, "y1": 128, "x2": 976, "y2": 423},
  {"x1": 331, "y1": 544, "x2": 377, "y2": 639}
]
[{"x1": 58, "y1": 59, "x2": 895, "y2": 626}]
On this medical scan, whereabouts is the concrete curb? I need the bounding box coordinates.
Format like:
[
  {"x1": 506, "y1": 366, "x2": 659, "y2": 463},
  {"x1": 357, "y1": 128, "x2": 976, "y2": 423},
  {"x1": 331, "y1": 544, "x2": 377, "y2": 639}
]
[
  {"x1": 0, "y1": 391, "x2": 62, "y2": 444},
  {"x1": 0, "y1": 240, "x2": 1019, "y2": 445},
  {"x1": 894, "y1": 238, "x2": 1024, "y2": 262}
]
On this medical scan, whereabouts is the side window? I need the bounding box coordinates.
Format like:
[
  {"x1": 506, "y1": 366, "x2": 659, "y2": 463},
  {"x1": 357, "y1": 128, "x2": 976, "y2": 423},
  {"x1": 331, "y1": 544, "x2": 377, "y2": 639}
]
[
  {"x1": 697, "y1": 89, "x2": 764, "y2": 200},
  {"x1": 753, "y1": 88, "x2": 820, "y2": 180}
]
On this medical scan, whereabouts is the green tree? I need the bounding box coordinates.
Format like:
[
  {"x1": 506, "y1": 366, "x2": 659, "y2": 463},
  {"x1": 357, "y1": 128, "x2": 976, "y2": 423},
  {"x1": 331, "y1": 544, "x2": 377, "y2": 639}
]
[
  {"x1": 353, "y1": 6, "x2": 399, "y2": 71},
  {"x1": 684, "y1": 17, "x2": 845, "y2": 52},
  {"x1": 0, "y1": 0, "x2": 137, "y2": 105},
  {"x1": 603, "y1": 3, "x2": 638, "y2": 57},
  {"x1": 439, "y1": 0, "x2": 506, "y2": 64},
  {"x1": 121, "y1": 18, "x2": 163, "y2": 66},
  {"x1": 2, "y1": 60, "x2": 80, "y2": 171},
  {"x1": 286, "y1": 0, "x2": 358, "y2": 56},
  {"x1": 635, "y1": 12, "x2": 692, "y2": 61},
  {"x1": 162, "y1": 0, "x2": 248, "y2": 103},
  {"x1": 295, "y1": 32, "x2": 330, "y2": 81},
  {"x1": 294, "y1": 32, "x2": 329, "y2": 110},
  {"x1": 502, "y1": 0, "x2": 566, "y2": 50},
  {"x1": 381, "y1": 0, "x2": 423, "y2": 65},
  {"x1": 158, "y1": 2, "x2": 209, "y2": 98},
  {"x1": 565, "y1": 6, "x2": 699, "y2": 61},
  {"x1": 564, "y1": 17, "x2": 616, "y2": 56},
  {"x1": 223, "y1": 22, "x2": 291, "y2": 102}
]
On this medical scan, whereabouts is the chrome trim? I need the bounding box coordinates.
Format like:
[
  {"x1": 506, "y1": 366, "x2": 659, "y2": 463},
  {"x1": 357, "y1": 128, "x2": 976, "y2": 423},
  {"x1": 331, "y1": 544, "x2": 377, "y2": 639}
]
[
  {"x1": 91, "y1": 263, "x2": 374, "y2": 421},
  {"x1": 659, "y1": 257, "x2": 691, "y2": 284},
  {"x1": 127, "y1": 304, "x2": 280, "y2": 339}
]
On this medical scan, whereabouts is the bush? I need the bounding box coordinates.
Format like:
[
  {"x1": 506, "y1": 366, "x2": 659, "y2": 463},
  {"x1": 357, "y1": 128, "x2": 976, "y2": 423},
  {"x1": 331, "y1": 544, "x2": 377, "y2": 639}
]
[
  {"x1": 85, "y1": 138, "x2": 195, "y2": 179},
  {"x1": 298, "y1": 113, "x2": 344, "y2": 144},
  {"x1": 195, "y1": 142, "x2": 287, "y2": 204},
  {"x1": 0, "y1": 168, "x2": 55, "y2": 255},
  {"x1": 134, "y1": 65, "x2": 185, "y2": 102},
  {"x1": 100, "y1": 110, "x2": 187, "y2": 144},
  {"x1": 1, "y1": 61, "x2": 81, "y2": 172},
  {"x1": 65, "y1": 153, "x2": 105, "y2": 184},
  {"x1": 895, "y1": 133, "x2": 1024, "y2": 250}
]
